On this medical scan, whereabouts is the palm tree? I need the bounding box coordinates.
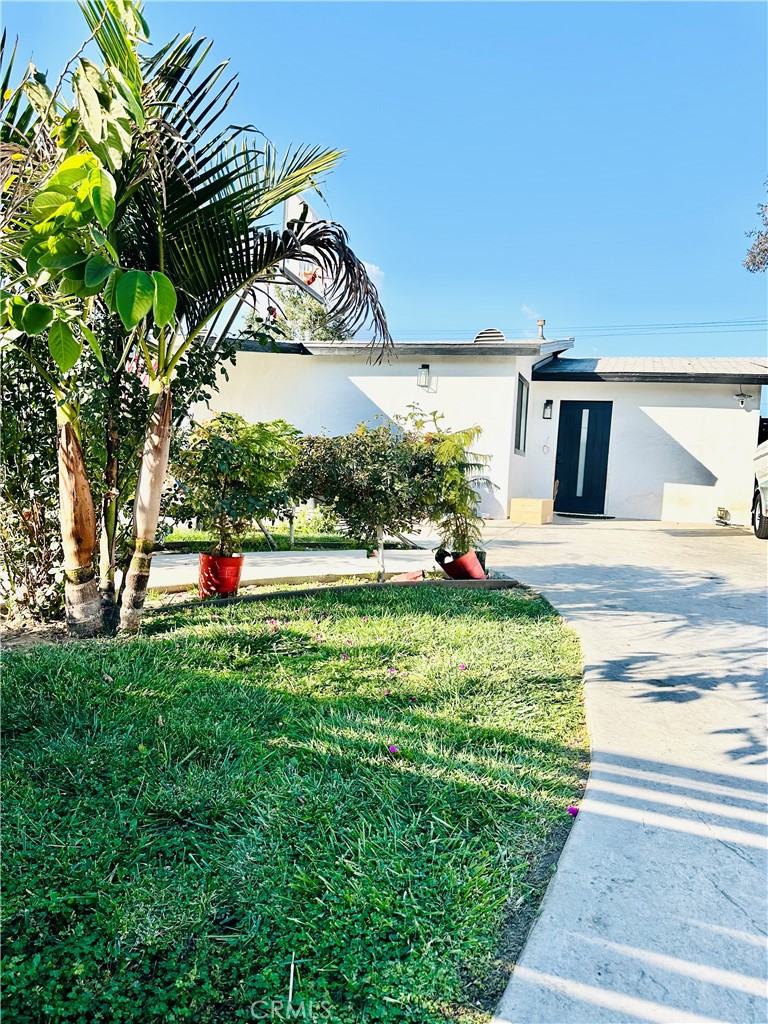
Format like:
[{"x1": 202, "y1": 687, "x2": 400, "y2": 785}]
[
  {"x1": 3, "y1": 1, "x2": 389, "y2": 635},
  {"x1": 79, "y1": 3, "x2": 389, "y2": 632}
]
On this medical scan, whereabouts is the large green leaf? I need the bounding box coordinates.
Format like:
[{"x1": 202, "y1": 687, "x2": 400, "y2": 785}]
[
  {"x1": 103, "y1": 268, "x2": 123, "y2": 313},
  {"x1": 116, "y1": 270, "x2": 154, "y2": 329},
  {"x1": 23, "y1": 65, "x2": 52, "y2": 120},
  {"x1": 25, "y1": 242, "x2": 49, "y2": 278},
  {"x1": 47, "y1": 152, "x2": 97, "y2": 193},
  {"x1": 73, "y1": 59, "x2": 105, "y2": 142},
  {"x1": 58, "y1": 110, "x2": 81, "y2": 150},
  {"x1": 151, "y1": 271, "x2": 176, "y2": 327},
  {"x1": 22, "y1": 302, "x2": 54, "y2": 335},
  {"x1": 87, "y1": 165, "x2": 116, "y2": 229},
  {"x1": 84, "y1": 253, "x2": 115, "y2": 287},
  {"x1": 30, "y1": 190, "x2": 70, "y2": 221},
  {"x1": 48, "y1": 319, "x2": 82, "y2": 373},
  {"x1": 38, "y1": 236, "x2": 87, "y2": 270},
  {"x1": 63, "y1": 201, "x2": 94, "y2": 229},
  {"x1": 6, "y1": 297, "x2": 26, "y2": 332}
]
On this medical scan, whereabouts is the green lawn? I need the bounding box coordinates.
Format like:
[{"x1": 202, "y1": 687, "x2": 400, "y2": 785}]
[
  {"x1": 163, "y1": 525, "x2": 387, "y2": 553},
  {"x1": 2, "y1": 585, "x2": 586, "y2": 1023}
]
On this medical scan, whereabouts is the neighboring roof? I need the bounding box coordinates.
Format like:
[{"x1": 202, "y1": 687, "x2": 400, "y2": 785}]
[
  {"x1": 238, "y1": 337, "x2": 575, "y2": 358},
  {"x1": 533, "y1": 356, "x2": 768, "y2": 384}
]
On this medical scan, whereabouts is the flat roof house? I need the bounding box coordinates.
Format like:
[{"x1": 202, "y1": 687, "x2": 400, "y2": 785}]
[{"x1": 200, "y1": 331, "x2": 768, "y2": 527}]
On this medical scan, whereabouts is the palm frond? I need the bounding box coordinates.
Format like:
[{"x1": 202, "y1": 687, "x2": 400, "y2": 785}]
[
  {"x1": 79, "y1": 0, "x2": 143, "y2": 92},
  {"x1": 98, "y1": 21, "x2": 390, "y2": 348}
]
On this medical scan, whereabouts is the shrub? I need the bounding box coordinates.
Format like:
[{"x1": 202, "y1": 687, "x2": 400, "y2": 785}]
[
  {"x1": 171, "y1": 414, "x2": 300, "y2": 557},
  {"x1": 0, "y1": 348, "x2": 64, "y2": 619},
  {"x1": 290, "y1": 424, "x2": 435, "y2": 577}
]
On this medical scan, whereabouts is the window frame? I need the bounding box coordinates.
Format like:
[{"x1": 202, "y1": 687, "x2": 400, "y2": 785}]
[{"x1": 514, "y1": 373, "x2": 530, "y2": 456}]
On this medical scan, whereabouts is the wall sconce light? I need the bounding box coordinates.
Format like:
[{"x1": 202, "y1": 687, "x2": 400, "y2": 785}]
[
  {"x1": 417, "y1": 364, "x2": 431, "y2": 389},
  {"x1": 542, "y1": 399, "x2": 553, "y2": 420},
  {"x1": 733, "y1": 389, "x2": 752, "y2": 409}
]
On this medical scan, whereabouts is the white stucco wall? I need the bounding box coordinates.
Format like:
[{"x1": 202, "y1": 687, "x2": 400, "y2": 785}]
[
  {"x1": 195, "y1": 350, "x2": 522, "y2": 517},
  {"x1": 195, "y1": 350, "x2": 763, "y2": 527},
  {"x1": 526, "y1": 381, "x2": 762, "y2": 524}
]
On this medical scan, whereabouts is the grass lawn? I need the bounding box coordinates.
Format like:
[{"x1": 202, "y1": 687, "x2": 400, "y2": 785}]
[
  {"x1": 162, "y1": 525, "x2": 408, "y2": 553},
  {"x1": 2, "y1": 585, "x2": 586, "y2": 1023}
]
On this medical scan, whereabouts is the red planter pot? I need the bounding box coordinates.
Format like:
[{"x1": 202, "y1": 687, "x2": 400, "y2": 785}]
[
  {"x1": 435, "y1": 548, "x2": 487, "y2": 580},
  {"x1": 199, "y1": 553, "x2": 244, "y2": 600}
]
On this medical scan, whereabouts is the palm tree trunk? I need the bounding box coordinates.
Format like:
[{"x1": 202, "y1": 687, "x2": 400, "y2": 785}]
[
  {"x1": 58, "y1": 422, "x2": 102, "y2": 637},
  {"x1": 118, "y1": 387, "x2": 172, "y2": 633},
  {"x1": 99, "y1": 410, "x2": 120, "y2": 630}
]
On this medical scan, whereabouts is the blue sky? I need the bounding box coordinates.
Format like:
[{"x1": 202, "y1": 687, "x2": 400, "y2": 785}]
[{"x1": 4, "y1": 1, "x2": 767, "y2": 355}]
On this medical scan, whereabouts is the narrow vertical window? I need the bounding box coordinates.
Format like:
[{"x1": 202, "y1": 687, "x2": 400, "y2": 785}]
[
  {"x1": 514, "y1": 374, "x2": 529, "y2": 455},
  {"x1": 575, "y1": 408, "x2": 589, "y2": 497}
]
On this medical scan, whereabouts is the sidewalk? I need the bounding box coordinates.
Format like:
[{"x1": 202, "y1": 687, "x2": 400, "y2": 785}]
[{"x1": 147, "y1": 546, "x2": 436, "y2": 592}]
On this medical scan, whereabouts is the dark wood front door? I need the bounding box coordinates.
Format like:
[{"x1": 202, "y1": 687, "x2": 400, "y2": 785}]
[{"x1": 554, "y1": 400, "x2": 613, "y2": 515}]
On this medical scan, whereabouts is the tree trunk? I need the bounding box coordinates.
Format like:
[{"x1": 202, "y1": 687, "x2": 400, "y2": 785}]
[
  {"x1": 376, "y1": 525, "x2": 385, "y2": 582},
  {"x1": 118, "y1": 388, "x2": 172, "y2": 633},
  {"x1": 256, "y1": 517, "x2": 277, "y2": 551},
  {"x1": 288, "y1": 511, "x2": 295, "y2": 549},
  {"x1": 99, "y1": 410, "x2": 120, "y2": 630},
  {"x1": 58, "y1": 422, "x2": 102, "y2": 636}
]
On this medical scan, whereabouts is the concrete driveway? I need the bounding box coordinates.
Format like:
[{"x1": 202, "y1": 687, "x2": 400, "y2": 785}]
[{"x1": 484, "y1": 518, "x2": 768, "y2": 1024}]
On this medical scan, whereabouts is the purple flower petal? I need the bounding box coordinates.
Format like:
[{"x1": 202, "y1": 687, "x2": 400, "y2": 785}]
[
  {"x1": 459, "y1": 663, "x2": 467, "y2": 671},
  {"x1": 567, "y1": 805, "x2": 579, "y2": 817},
  {"x1": 388, "y1": 745, "x2": 399, "y2": 754}
]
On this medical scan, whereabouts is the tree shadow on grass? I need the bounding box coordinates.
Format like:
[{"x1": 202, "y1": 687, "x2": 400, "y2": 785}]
[{"x1": 2, "y1": 593, "x2": 586, "y2": 1022}]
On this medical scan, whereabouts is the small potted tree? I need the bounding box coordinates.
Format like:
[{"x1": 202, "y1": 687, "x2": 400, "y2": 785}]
[
  {"x1": 171, "y1": 413, "x2": 299, "y2": 598},
  {"x1": 417, "y1": 418, "x2": 494, "y2": 580}
]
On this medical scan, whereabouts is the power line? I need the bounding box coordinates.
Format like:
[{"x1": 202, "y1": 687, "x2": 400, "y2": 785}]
[{"x1": 383, "y1": 317, "x2": 768, "y2": 340}]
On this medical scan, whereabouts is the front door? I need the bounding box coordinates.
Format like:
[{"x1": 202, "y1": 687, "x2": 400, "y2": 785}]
[{"x1": 554, "y1": 400, "x2": 613, "y2": 515}]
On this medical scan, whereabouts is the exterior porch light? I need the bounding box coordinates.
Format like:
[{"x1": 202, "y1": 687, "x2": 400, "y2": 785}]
[
  {"x1": 417, "y1": 364, "x2": 431, "y2": 389},
  {"x1": 542, "y1": 399, "x2": 553, "y2": 420}
]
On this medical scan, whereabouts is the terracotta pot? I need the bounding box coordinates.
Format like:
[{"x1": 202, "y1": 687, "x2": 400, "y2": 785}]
[
  {"x1": 199, "y1": 552, "x2": 244, "y2": 600},
  {"x1": 434, "y1": 548, "x2": 487, "y2": 580}
]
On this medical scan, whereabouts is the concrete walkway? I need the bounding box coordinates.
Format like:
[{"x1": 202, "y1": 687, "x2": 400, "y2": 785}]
[
  {"x1": 148, "y1": 546, "x2": 436, "y2": 591},
  {"x1": 483, "y1": 519, "x2": 768, "y2": 1024}
]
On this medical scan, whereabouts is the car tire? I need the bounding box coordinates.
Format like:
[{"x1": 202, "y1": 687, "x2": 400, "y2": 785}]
[{"x1": 753, "y1": 488, "x2": 768, "y2": 539}]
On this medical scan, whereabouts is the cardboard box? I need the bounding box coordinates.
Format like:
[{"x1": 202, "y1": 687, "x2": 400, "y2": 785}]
[{"x1": 508, "y1": 498, "x2": 555, "y2": 525}]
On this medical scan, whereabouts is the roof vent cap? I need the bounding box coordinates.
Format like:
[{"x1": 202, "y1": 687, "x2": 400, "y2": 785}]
[{"x1": 474, "y1": 327, "x2": 506, "y2": 344}]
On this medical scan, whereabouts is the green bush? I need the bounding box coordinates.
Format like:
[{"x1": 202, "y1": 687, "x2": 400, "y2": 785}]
[{"x1": 170, "y1": 413, "x2": 300, "y2": 556}]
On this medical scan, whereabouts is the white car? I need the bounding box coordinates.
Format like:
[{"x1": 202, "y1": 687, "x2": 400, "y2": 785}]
[{"x1": 753, "y1": 440, "x2": 768, "y2": 539}]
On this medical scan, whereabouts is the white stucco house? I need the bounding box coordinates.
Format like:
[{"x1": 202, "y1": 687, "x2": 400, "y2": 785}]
[{"x1": 199, "y1": 329, "x2": 768, "y2": 526}]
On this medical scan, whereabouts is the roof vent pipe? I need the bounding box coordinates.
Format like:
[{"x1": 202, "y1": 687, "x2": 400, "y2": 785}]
[{"x1": 537, "y1": 320, "x2": 546, "y2": 340}]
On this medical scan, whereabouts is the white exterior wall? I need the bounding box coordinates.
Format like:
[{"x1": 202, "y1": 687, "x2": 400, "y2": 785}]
[
  {"x1": 195, "y1": 350, "x2": 521, "y2": 517},
  {"x1": 526, "y1": 381, "x2": 762, "y2": 524},
  {"x1": 507, "y1": 355, "x2": 535, "y2": 503}
]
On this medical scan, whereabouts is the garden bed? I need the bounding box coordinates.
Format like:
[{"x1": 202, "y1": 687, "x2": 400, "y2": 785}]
[{"x1": 2, "y1": 585, "x2": 586, "y2": 1022}]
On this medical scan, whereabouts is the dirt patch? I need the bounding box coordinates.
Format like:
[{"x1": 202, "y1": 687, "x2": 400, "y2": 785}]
[{"x1": 1, "y1": 619, "x2": 68, "y2": 653}]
